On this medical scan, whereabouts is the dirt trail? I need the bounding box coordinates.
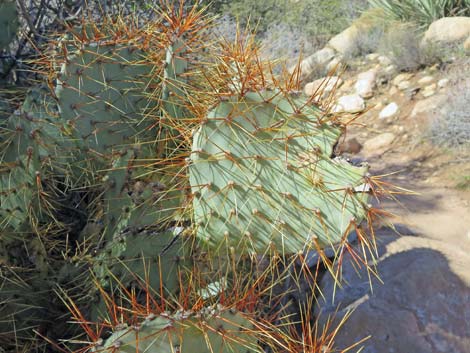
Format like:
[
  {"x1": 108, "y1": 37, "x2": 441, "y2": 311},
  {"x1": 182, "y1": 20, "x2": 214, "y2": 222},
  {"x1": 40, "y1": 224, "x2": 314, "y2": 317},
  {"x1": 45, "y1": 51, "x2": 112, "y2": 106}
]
[{"x1": 359, "y1": 137, "x2": 470, "y2": 281}]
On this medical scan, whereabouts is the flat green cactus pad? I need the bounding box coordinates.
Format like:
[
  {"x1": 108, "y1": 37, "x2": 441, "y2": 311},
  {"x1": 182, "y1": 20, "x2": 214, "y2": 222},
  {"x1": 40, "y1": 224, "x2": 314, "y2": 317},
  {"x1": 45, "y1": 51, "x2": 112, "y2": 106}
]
[
  {"x1": 98, "y1": 306, "x2": 260, "y2": 353},
  {"x1": 189, "y1": 90, "x2": 370, "y2": 254},
  {"x1": 93, "y1": 228, "x2": 191, "y2": 295},
  {"x1": 0, "y1": 87, "x2": 62, "y2": 229},
  {"x1": 55, "y1": 43, "x2": 153, "y2": 156}
]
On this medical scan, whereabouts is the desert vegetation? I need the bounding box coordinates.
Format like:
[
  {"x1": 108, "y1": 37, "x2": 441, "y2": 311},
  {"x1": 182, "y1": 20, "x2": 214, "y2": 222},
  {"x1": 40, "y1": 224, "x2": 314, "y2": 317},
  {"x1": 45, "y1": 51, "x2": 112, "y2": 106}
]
[{"x1": 0, "y1": 1, "x2": 469, "y2": 353}]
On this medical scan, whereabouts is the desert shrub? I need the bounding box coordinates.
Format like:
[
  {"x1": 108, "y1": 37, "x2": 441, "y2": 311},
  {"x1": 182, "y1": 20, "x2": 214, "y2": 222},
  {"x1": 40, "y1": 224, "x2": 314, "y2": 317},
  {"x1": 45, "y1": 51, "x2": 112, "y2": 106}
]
[
  {"x1": 215, "y1": 0, "x2": 368, "y2": 38},
  {"x1": 368, "y1": 0, "x2": 470, "y2": 30},
  {"x1": 429, "y1": 61, "x2": 470, "y2": 151},
  {"x1": 344, "y1": 8, "x2": 389, "y2": 57},
  {"x1": 378, "y1": 22, "x2": 423, "y2": 71},
  {"x1": 260, "y1": 23, "x2": 320, "y2": 64}
]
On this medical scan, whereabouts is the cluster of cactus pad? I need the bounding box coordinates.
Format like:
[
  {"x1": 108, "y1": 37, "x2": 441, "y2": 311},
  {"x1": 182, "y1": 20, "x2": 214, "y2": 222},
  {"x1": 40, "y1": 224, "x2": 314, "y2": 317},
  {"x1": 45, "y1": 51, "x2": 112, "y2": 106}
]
[{"x1": 0, "y1": 2, "x2": 380, "y2": 352}]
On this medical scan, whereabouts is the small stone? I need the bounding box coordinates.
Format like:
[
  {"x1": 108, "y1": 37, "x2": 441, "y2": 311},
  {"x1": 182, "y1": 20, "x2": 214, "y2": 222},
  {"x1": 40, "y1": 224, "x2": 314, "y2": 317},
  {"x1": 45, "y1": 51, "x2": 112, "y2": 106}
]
[
  {"x1": 437, "y1": 78, "x2": 449, "y2": 88},
  {"x1": 422, "y1": 89, "x2": 435, "y2": 98},
  {"x1": 379, "y1": 102, "x2": 399, "y2": 119},
  {"x1": 333, "y1": 94, "x2": 365, "y2": 113},
  {"x1": 418, "y1": 76, "x2": 434, "y2": 85},
  {"x1": 392, "y1": 73, "x2": 413, "y2": 86},
  {"x1": 304, "y1": 76, "x2": 343, "y2": 96},
  {"x1": 397, "y1": 80, "x2": 411, "y2": 90},
  {"x1": 354, "y1": 70, "x2": 377, "y2": 99}
]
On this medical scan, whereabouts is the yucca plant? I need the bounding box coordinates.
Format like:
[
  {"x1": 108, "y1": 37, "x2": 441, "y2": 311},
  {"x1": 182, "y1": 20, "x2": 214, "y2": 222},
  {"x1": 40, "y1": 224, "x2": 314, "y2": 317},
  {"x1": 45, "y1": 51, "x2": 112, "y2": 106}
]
[{"x1": 368, "y1": 0, "x2": 470, "y2": 29}]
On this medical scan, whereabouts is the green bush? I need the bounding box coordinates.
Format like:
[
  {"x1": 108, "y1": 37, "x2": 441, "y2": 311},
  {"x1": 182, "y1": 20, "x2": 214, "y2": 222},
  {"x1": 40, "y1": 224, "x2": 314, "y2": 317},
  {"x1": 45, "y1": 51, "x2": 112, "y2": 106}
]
[
  {"x1": 213, "y1": 0, "x2": 368, "y2": 37},
  {"x1": 368, "y1": 0, "x2": 470, "y2": 30},
  {"x1": 378, "y1": 22, "x2": 423, "y2": 71},
  {"x1": 429, "y1": 59, "x2": 470, "y2": 151}
]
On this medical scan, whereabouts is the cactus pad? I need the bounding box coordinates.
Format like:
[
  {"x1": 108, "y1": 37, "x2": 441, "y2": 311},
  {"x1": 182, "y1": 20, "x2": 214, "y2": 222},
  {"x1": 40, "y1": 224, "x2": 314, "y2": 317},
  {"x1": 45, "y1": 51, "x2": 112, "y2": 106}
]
[
  {"x1": 55, "y1": 43, "x2": 154, "y2": 157},
  {"x1": 0, "y1": 87, "x2": 63, "y2": 229},
  {"x1": 93, "y1": 227, "x2": 191, "y2": 295},
  {"x1": 189, "y1": 90, "x2": 370, "y2": 254},
  {"x1": 98, "y1": 306, "x2": 260, "y2": 353}
]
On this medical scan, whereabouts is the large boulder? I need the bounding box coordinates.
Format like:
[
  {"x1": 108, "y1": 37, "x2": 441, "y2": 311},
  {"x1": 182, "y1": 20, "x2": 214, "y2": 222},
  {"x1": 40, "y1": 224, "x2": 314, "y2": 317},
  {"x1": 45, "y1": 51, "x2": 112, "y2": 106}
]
[
  {"x1": 464, "y1": 36, "x2": 470, "y2": 51},
  {"x1": 328, "y1": 25, "x2": 361, "y2": 56},
  {"x1": 315, "y1": 233, "x2": 470, "y2": 353},
  {"x1": 294, "y1": 47, "x2": 336, "y2": 79},
  {"x1": 422, "y1": 17, "x2": 470, "y2": 45}
]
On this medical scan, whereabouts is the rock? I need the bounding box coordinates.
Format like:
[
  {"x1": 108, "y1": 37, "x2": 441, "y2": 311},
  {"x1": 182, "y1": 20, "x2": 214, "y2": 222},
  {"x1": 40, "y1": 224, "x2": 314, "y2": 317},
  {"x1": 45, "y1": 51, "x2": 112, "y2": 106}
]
[
  {"x1": 465, "y1": 36, "x2": 470, "y2": 51},
  {"x1": 378, "y1": 55, "x2": 392, "y2": 66},
  {"x1": 336, "y1": 137, "x2": 362, "y2": 154},
  {"x1": 354, "y1": 70, "x2": 377, "y2": 99},
  {"x1": 304, "y1": 76, "x2": 343, "y2": 96},
  {"x1": 437, "y1": 78, "x2": 449, "y2": 89},
  {"x1": 392, "y1": 73, "x2": 413, "y2": 86},
  {"x1": 366, "y1": 53, "x2": 380, "y2": 61},
  {"x1": 293, "y1": 47, "x2": 336, "y2": 79},
  {"x1": 384, "y1": 64, "x2": 397, "y2": 75},
  {"x1": 362, "y1": 132, "x2": 396, "y2": 155},
  {"x1": 405, "y1": 86, "x2": 420, "y2": 100},
  {"x1": 333, "y1": 94, "x2": 365, "y2": 113},
  {"x1": 389, "y1": 86, "x2": 398, "y2": 95},
  {"x1": 397, "y1": 80, "x2": 411, "y2": 90},
  {"x1": 315, "y1": 234, "x2": 470, "y2": 353},
  {"x1": 328, "y1": 25, "x2": 361, "y2": 56},
  {"x1": 411, "y1": 94, "x2": 447, "y2": 118},
  {"x1": 422, "y1": 17, "x2": 470, "y2": 45},
  {"x1": 379, "y1": 102, "x2": 399, "y2": 119},
  {"x1": 326, "y1": 56, "x2": 342, "y2": 72},
  {"x1": 422, "y1": 89, "x2": 435, "y2": 98},
  {"x1": 418, "y1": 75, "x2": 434, "y2": 85},
  {"x1": 422, "y1": 83, "x2": 437, "y2": 98}
]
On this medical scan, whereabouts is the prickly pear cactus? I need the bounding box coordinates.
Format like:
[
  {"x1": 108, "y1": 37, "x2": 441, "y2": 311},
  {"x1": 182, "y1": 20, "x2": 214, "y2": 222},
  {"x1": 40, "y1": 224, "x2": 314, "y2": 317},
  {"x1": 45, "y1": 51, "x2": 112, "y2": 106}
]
[
  {"x1": 97, "y1": 306, "x2": 260, "y2": 353},
  {"x1": 55, "y1": 42, "x2": 154, "y2": 158},
  {"x1": 93, "y1": 227, "x2": 191, "y2": 295},
  {"x1": 0, "y1": 87, "x2": 63, "y2": 229},
  {"x1": 97, "y1": 148, "x2": 186, "y2": 241},
  {"x1": 0, "y1": 1, "x2": 19, "y2": 51},
  {"x1": 162, "y1": 39, "x2": 188, "y2": 119},
  {"x1": 189, "y1": 90, "x2": 370, "y2": 254}
]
